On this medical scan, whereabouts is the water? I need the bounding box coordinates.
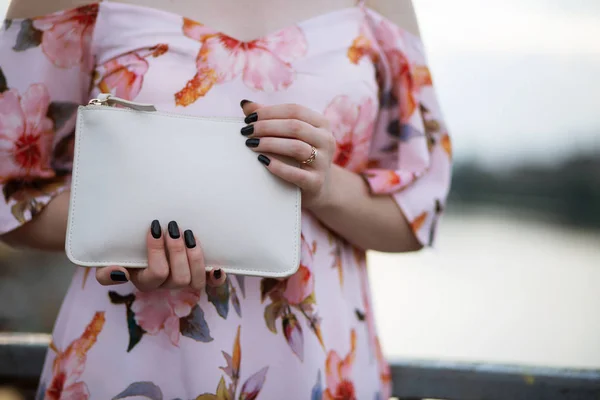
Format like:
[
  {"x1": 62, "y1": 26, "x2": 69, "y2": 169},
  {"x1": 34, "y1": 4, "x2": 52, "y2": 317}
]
[
  {"x1": 1, "y1": 208, "x2": 598, "y2": 370},
  {"x1": 369, "y1": 208, "x2": 600, "y2": 369}
]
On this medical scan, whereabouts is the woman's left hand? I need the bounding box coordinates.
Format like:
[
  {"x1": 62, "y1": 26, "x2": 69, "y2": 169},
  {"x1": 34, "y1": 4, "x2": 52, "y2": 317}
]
[{"x1": 240, "y1": 100, "x2": 336, "y2": 209}]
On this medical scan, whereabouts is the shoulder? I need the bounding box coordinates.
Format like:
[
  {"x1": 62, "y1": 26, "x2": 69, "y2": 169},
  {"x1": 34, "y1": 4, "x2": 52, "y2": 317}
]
[
  {"x1": 6, "y1": 0, "x2": 97, "y2": 19},
  {"x1": 365, "y1": 0, "x2": 421, "y2": 37}
]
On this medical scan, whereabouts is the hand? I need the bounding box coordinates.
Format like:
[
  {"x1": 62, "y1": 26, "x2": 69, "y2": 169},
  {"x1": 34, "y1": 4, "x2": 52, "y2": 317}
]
[
  {"x1": 240, "y1": 100, "x2": 336, "y2": 209},
  {"x1": 95, "y1": 220, "x2": 226, "y2": 291}
]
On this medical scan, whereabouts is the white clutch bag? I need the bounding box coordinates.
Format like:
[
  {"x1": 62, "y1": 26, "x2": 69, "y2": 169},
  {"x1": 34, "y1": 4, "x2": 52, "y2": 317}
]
[{"x1": 65, "y1": 94, "x2": 301, "y2": 278}]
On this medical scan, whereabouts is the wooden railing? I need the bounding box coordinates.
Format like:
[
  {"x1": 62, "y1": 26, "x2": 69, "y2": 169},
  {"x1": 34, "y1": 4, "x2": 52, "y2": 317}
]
[{"x1": 1, "y1": 333, "x2": 599, "y2": 400}]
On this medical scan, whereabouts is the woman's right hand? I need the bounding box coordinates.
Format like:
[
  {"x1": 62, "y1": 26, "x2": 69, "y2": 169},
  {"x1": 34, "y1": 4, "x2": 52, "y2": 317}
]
[{"x1": 95, "y1": 220, "x2": 226, "y2": 291}]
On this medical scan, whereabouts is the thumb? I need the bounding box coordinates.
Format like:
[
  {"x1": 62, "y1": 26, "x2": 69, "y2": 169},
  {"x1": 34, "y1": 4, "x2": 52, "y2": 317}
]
[
  {"x1": 240, "y1": 99, "x2": 262, "y2": 116},
  {"x1": 96, "y1": 266, "x2": 130, "y2": 285}
]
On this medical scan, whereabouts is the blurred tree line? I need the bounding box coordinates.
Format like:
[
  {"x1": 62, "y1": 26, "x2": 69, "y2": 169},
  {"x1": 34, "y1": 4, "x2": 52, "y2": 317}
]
[{"x1": 449, "y1": 151, "x2": 600, "y2": 229}]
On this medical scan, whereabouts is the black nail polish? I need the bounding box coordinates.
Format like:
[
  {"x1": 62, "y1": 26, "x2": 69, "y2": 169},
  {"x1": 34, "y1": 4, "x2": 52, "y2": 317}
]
[
  {"x1": 241, "y1": 125, "x2": 254, "y2": 136},
  {"x1": 258, "y1": 154, "x2": 270, "y2": 166},
  {"x1": 213, "y1": 269, "x2": 222, "y2": 279},
  {"x1": 240, "y1": 99, "x2": 251, "y2": 108},
  {"x1": 168, "y1": 221, "x2": 180, "y2": 239},
  {"x1": 150, "y1": 220, "x2": 161, "y2": 239},
  {"x1": 184, "y1": 229, "x2": 196, "y2": 248},
  {"x1": 110, "y1": 271, "x2": 128, "y2": 282},
  {"x1": 245, "y1": 138, "x2": 260, "y2": 148},
  {"x1": 244, "y1": 112, "x2": 258, "y2": 124}
]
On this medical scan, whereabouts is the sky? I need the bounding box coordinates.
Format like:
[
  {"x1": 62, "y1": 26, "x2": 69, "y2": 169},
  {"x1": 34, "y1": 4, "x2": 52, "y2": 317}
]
[
  {"x1": 1, "y1": 0, "x2": 599, "y2": 168},
  {"x1": 413, "y1": 0, "x2": 600, "y2": 168}
]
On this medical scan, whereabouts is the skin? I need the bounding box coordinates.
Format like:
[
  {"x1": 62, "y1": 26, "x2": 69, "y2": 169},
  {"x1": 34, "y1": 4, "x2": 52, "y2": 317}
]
[{"x1": 2, "y1": 0, "x2": 423, "y2": 290}]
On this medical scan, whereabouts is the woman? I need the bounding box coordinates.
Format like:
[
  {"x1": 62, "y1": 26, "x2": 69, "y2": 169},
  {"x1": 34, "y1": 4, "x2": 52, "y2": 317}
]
[{"x1": 0, "y1": 0, "x2": 451, "y2": 398}]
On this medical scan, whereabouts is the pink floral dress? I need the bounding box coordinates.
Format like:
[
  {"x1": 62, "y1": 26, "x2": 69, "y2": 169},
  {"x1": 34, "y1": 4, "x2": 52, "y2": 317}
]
[{"x1": 0, "y1": 2, "x2": 452, "y2": 399}]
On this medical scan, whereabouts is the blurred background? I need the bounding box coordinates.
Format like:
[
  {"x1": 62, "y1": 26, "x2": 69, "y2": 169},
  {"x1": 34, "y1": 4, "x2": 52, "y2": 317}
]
[{"x1": 0, "y1": 0, "x2": 599, "y2": 389}]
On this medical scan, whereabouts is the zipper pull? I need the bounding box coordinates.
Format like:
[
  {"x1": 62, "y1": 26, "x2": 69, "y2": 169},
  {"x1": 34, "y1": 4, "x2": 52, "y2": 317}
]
[{"x1": 87, "y1": 93, "x2": 157, "y2": 112}]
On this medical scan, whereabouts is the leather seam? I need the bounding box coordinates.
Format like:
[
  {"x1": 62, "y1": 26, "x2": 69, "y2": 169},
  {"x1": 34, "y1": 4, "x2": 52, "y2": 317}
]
[{"x1": 66, "y1": 108, "x2": 301, "y2": 277}]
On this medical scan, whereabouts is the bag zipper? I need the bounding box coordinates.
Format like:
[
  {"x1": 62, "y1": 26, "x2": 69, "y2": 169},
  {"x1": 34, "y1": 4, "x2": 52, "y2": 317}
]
[
  {"x1": 86, "y1": 93, "x2": 244, "y2": 122},
  {"x1": 88, "y1": 94, "x2": 157, "y2": 112}
]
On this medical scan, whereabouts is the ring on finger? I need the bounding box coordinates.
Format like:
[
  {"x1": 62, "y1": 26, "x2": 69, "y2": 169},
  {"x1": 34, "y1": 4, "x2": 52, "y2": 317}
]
[{"x1": 301, "y1": 146, "x2": 317, "y2": 166}]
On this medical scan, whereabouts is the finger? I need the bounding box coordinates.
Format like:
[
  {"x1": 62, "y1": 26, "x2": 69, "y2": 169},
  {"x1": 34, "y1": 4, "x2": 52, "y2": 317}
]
[
  {"x1": 241, "y1": 119, "x2": 327, "y2": 149},
  {"x1": 183, "y1": 229, "x2": 207, "y2": 291},
  {"x1": 257, "y1": 154, "x2": 320, "y2": 191},
  {"x1": 240, "y1": 99, "x2": 262, "y2": 115},
  {"x1": 245, "y1": 137, "x2": 314, "y2": 163},
  {"x1": 95, "y1": 266, "x2": 130, "y2": 286},
  {"x1": 161, "y1": 221, "x2": 191, "y2": 289},
  {"x1": 244, "y1": 103, "x2": 329, "y2": 129},
  {"x1": 130, "y1": 219, "x2": 170, "y2": 291},
  {"x1": 207, "y1": 268, "x2": 227, "y2": 287}
]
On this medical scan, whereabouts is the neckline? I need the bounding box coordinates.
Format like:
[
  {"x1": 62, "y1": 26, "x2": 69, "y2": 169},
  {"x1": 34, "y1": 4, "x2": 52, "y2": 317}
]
[{"x1": 101, "y1": 1, "x2": 364, "y2": 43}]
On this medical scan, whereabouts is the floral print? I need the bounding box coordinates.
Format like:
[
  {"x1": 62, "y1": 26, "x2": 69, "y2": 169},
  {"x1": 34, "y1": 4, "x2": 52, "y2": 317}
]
[
  {"x1": 324, "y1": 95, "x2": 377, "y2": 172},
  {"x1": 347, "y1": 21, "x2": 375, "y2": 66},
  {"x1": 362, "y1": 169, "x2": 418, "y2": 194},
  {"x1": 196, "y1": 326, "x2": 269, "y2": 400},
  {"x1": 372, "y1": 18, "x2": 433, "y2": 125},
  {"x1": 44, "y1": 312, "x2": 105, "y2": 400},
  {"x1": 131, "y1": 287, "x2": 201, "y2": 346},
  {"x1": 353, "y1": 6, "x2": 453, "y2": 245},
  {"x1": 95, "y1": 44, "x2": 168, "y2": 100},
  {"x1": 0, "y1": 85, "x2": 55, "y2": 183},
  {"x1": 1, "y1": 3, "x2": 452, "y2": 399},
  {"x1": 109, "y1": 288, "x2": 215, "y2": 351},
  {"x1": 261, "y1": 234, "x2": 324, "y2": 361},
  {"x1": 176, "y1": 18, "x2": 308, "y2": 106},
  {"x1": 324, "y1": 330, "x2": 357, "y2": 400},
  {"x1": 31, "y1": 5, "x2": 98, "y2": 69},
  {"x1": 0, "y1": 67, "x2": 77, "y2": 226}
]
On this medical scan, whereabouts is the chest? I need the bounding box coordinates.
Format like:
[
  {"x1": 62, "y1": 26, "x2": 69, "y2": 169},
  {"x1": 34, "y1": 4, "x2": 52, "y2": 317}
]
[{"x1": 106, "y1": 0, "x2": 357, "y2": 42}]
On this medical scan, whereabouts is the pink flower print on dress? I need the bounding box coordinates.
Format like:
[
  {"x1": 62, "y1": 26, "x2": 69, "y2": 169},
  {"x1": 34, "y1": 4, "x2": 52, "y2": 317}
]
[
  {"x1": 32, "y1": 4, "x2": 98, "y2": 69},
  {"x1": 176, "y1": 18, "x2": 308, "y2": 106},
  {"x1": 323, "y1": 330, "x2": 357, "y2": 400},
  {"x1": 0, "y1": 85, "x2": 55, "y2": 184},
  {"x1": 96, "y1": 44, "x2": 169, "y2": 101},
  {"x1": 131, "y1": 288, "x2": 201, "y2": 346},
  {"x1": 324, "y1": 95, "x2": 377, "y2": 173}
]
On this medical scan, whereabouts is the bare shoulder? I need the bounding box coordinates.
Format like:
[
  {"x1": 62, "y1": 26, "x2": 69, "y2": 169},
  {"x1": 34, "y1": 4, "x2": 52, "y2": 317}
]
[
  {"x1": 366, "y1": 0, "x2": 421, "y2": 37},
  {"x1": 6, "y1": 0, "x2": 97, "y2": 19}
]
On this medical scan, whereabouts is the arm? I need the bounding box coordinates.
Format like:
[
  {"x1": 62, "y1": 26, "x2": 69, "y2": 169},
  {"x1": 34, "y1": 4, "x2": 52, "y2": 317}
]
[
  {"x1": 0, "y1": 0, "x2": 97, "y2": 251},
  {"x1": 309, "y1": 165, "x2": 421, "y2": 253},
  {"x1": 311, "y1": 0, "x2": 451, "y2": 253},
  {"x1": 1, "y1": 192, "x2": 70, "y2": 251}
]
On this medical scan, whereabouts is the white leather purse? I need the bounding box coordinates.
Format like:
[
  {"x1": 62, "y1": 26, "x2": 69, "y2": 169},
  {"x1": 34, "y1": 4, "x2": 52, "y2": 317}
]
[{"x1": 65, "y1": 94, "x2": 301, "y2": 278}]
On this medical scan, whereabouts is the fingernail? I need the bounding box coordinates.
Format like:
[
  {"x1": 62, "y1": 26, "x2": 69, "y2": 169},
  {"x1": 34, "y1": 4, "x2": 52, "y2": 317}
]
[
  {"x1": 241, "y1": 125, "x2": 254, "y2": 136},
  {"x1": 240, "y1": 99, "x2": 252, "y2": 108},
  {"x1": 168, "y1": 221, "x2": 180, "y2": 239},
  {"x1": 150, "y1": 219, "x2": 161, "y2": 239},
  {"x1": 184, "y1": 229, "x2": 196, "y2": 248},
  {"x1": 110, "y1": 271, "x2": 128, "y2": 282},
  {"x1": 244, "y1": 112, "x2": 258, "y2": 124},
  {"x1": 245, "y1": 138, "x2": 260, "y2": 148},
  {"x1": 213, "y1": 269, "x2": 222, "y2": 279},
  {"x1": 258, "y1": 154, "x2": 270, "y2": 166}
]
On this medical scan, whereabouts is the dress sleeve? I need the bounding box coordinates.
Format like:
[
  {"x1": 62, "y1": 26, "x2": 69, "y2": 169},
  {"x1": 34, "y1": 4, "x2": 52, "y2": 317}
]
[
  {"x1": 0, "y1": 5, "x2": 98, "y2": 235},
  {"x1": 357, "y1": 9, "x2": 453, "y2": 246}
]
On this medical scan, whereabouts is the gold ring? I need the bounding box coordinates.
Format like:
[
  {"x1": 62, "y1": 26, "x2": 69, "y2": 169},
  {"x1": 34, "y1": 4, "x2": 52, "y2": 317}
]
[{"x1": 302, "y1": 146, "x2": 317, "y2": 165}]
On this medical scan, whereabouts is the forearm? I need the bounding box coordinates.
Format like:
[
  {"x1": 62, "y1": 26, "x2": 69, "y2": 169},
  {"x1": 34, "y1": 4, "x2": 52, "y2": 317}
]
[
  {"x1": 0, "y1": 191, "x2": 70, "y2": 252},
  {"x1": 308, "y1": 165, "x2": 421, "y2": 253}
]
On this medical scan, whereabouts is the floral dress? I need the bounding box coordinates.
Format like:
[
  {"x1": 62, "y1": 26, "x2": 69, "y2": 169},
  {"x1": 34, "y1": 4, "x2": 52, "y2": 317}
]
[{"x1": 0, "y1": 2, "x2": 451, "y2": 399}]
